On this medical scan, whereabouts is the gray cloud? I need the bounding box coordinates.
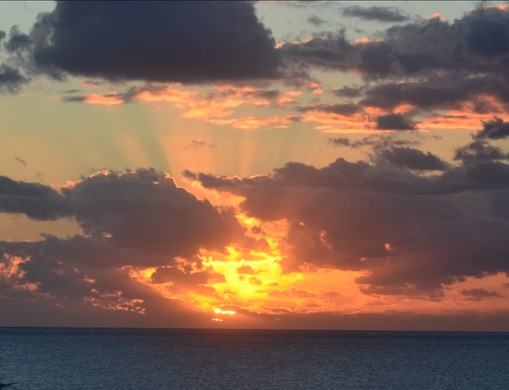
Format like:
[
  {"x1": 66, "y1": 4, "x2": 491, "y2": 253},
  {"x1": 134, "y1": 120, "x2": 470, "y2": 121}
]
[
  {"x1": 0, "y1": 168, "x2": 243, "y2": 256},
  {"x1": 342, "y1": 6, "x2": 410, "y2": 23},
  {"x1": 0, "y1": 63, "x2": 28, "y2": 92},
  {"x1": 460, "y1": 288, "x2": 503, "y2": 301},
  {"x1": 5, "y1": 1, "x2": 280, "y2": 85},
  {"x1": 475, "y1": 117, "x2": 509, "y2": 139},
  {"x1": 375, "y1": 113, "x2": 417, "y2": 130},
  {"x1": 188, "y1": 146, "x2": 509, "y2": 297},
  {"x1": 0, "y1": 175, "x2": 68, "y2": 220},
  {"x1": 328, "y1": 135, "x2": 418, "y2": 150},
  {"x1": 327, "y1": 137, "x2": 352, "y2": 147},
  {"x1": 279, "y1": 5, "x2": 509, "y2": 96},
  {"x1": 302, "y1": 103, "x2": 359, "y2": 116},
  {"x1": 0, "y1": 168, "x2": 247, "y2": 322},
  {"x1": 454, "y1": 119, "x2": 509, "y2": 163},
  {"x1": 306, "y1": 15, "x2": 327, "y2": 27},
  {"x1": 454, "y1": 139, "x2": 509, "y2": 163},
  {"x1": 376, "y1": 147, "x2": 447, "y2": 171},
  {"x1": 333, "y1": 85, "x2": 365, "y2": 98}
]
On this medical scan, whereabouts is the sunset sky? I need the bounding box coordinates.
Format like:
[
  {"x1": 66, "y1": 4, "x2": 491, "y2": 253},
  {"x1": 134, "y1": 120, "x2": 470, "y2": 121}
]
[{"x1": 1, "y1": 1, "x2": 509, "y2": 331}]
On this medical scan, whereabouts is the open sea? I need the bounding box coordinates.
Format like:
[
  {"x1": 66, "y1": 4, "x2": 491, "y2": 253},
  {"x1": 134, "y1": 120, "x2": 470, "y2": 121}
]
[{"x1": 0, "y1": 328, "x2": 508, "y2": 389}]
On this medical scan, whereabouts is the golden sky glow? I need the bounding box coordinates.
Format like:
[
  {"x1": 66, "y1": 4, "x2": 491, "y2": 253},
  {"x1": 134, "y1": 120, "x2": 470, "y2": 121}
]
[{"x1": 0, "y1": 1, "x2": 508, "y2": 331}]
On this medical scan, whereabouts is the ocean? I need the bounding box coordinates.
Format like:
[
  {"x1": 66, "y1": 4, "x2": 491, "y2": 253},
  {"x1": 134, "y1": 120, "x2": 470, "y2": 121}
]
[{"x1": 0, "y1": 328, "x2": 507, "y2": 389}]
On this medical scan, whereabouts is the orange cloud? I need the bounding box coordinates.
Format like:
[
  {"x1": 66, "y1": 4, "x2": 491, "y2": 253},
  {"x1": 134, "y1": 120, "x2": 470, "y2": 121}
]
[
  {"x1": 209, "y1": 115, "x2": 298, "y2": 129},
  {"x1": 84, "y1": 93, "x2": 124, "y2": 105}
]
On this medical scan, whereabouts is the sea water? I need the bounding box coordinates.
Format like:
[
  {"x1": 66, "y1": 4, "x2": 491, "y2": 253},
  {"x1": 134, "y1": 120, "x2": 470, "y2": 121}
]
[{"x1": 0, "y1": 328, "x2": 507, "y2": 389}]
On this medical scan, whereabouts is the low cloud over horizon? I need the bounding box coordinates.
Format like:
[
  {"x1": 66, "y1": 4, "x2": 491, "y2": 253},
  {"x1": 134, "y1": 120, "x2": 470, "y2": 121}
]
[
  {"x1": 1, "y1": 126, "x2": 509, "y2": 329},
  {"x1": 0, "y1": 1, "x2": 509, "y2": 330}
]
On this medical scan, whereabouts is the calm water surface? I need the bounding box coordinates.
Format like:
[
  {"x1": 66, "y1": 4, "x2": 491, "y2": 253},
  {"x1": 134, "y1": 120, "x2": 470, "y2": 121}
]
[{"x1": 0, "y1": 328, "x2": 508, "y2": 389}]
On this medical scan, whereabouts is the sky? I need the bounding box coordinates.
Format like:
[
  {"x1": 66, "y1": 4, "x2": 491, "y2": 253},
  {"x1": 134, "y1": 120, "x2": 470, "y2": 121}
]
[{"x1": 0, "y1": 1, "x2": 509, "y2": 331}]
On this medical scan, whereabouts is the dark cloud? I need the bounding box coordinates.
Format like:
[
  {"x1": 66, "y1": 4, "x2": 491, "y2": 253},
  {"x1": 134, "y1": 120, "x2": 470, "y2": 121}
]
[
  {"x1": 24, "y1": 1, "x2": 280, "y2": 83},
  {"x1": 327, "y1": 135, "x2": 418, "y2": 149},
  {"x1": 0, "y1": 175, "x2": 68, "y2": 220},
  {"x1": 460, "y1": 288, "x2": 503, "y2": 301},
  {"x1": 303, "y1": 103, "x2": 359, "y2": 116},
  {"x1": 0, "y1": 168, "x2": 247, "y2": 323},
  {"x1": 360, "y1": 74, "x2": 508, "y2": 111},
  {"x1": 454, "y1": 120, "x2": 509, "y2": 163},
  {"x1": 342, "y1": 6, "x2": 410, "y2": 22},
  {"x1": 150, "y1": 265, "x2": 223, "y2": 286},
  {"x1": 4, "y1": 26, "x2": 31, "y2": 52},
  {"x1": 0, "y1": 238, "x2": 208, "y2": 327},
  {"x1": 375, "y1": 113, "x2": 416, "y2": 130},
  {"x1": 376, "y1": 147, "x2": 447, "y2": 171},
  {"x1": 475, "y1": 117, "x2": 509, "y2": 139},
  {"x1": 333, "y1": 86, "x2": 364, "y2": 98},
  {"x1": 454, "y1": 139, "x2": 509, "y2": 163},
  {"x1": 189, "y1": 149, "x2": 509, "y2": 297},
  {"x1": 465, "y1": 7, "x2": 509, "y2": 57},
  {"x1": 279, "y1": 5, "x2": 509, "y2": 93},
  {"x1": 0, "y1": 63, "x2": 28, "y2": 92},
  {"x1": 65, "y1": 169, "x2": 243, "y2": 256},
  {"x1": 327, "y1": 137, "x2": 352, "y2": 147},
  {"x1": 0, "y1": 169, "x2": 243, "y2": 256},
  {"x1": 278, "y1": 30, "x2": 359, "y2": 72},
  {"x1": 306, "y1": 15, "x2": 327, "y2": 27}
]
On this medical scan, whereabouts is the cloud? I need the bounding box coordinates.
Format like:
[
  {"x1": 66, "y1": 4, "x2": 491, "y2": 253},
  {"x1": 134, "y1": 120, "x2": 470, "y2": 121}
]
[
  {"x1": 333, "y1": 86, "x2": 365, "y2": 98},
  {"x1": 454, "y1": 139, "x2": 509, "y2": 163},
  {"x1": 0, "y1": 63, "x2": 28, "y2": 92},
  {"x1": 454, "y1": 118, "x2": 509, "y2": 163},
  {"x1": 302, "y1": 103, "x2": 359, "y2": 116},
  {"x1": 375, "y1": 113, "x2": 417, "y2": 130},
  {"x1": 327, "y1": 137, "x2": 352, "y2": 147},
  {"x1": 14, "y1": 157, "x2": 27, "y2": 168},
  {"x1": 376, "y1": 147, "x2": 447, "y2": 171},
  {"x1": 0, "y1": 168, "x2": 248, "y2": 323},
  {"x1": 341, "y1": 6, "x2": 410, "y2": 22},
  {"x1": 460, "y1": 288, "x2": 503, "y2": 301},
  {"x1": 475, "y1": 117, "x2": 509, "y2": 139},
  {"x1": 189, "y1": 144, "x2": 509, "y2": 297},
  {"x1": 7, "y1": 1, "x2": 280, "y2": 84},
  {"x1": 279, "y1": 5, "x2": 509, "y2": 84},
  {"x1": 306, "y1": 15, "x2": 327, "y2": 27},
  {"x1": 0, "y1": 175, "x2": 68, "y2": 220},
  {"x1": 328, "y1": 135, "x2": 418, "y2": 149},
  {"x1": 274, "y1": 6, "x2": 509, "y2": 136},
  {"x1": 0, "y1": 169, "x2": 243, "y2": 256}
]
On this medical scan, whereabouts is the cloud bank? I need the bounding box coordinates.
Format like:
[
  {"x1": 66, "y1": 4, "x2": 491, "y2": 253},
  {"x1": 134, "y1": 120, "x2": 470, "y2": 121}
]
[{"x1": 187, "y1": 130, "x2": 509, "y2": 299}]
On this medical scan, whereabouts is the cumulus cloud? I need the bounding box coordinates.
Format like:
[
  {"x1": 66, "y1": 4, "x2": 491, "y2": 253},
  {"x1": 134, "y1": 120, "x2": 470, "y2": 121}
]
[
  {"x1": 0, "y1": 175, "x2": 68, "y2": 220},
  {"x1": 454, "y1": 139, "x2": 509, "y2": 163},
  {"x1": 475, "y1": 117, "x2": 509, "y2": 139},
  {"x1": 282, "y1": 5, "x2": 509, "y2": 76},
  {"x1": 278, "y1": 5, "x2": 509, "y2": 121},
  {"x1": 188, "y1": 140, "x2": 509, "y2": 297},
  {"x1": 0, "y1": 63, "x2": 28, "y2": 92},
  {"x1": 454, "y1": 118, "x2": 509, "y2": 163},
  {"x1": 0, "y1": 168, "x2": 247, "y2": 322},
  {"x1": 376, "y1": 147, "x2": 447, "y2": 171},
  {"x1": 3, "y1": 1, "x2": 280, "y2": 85}
]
